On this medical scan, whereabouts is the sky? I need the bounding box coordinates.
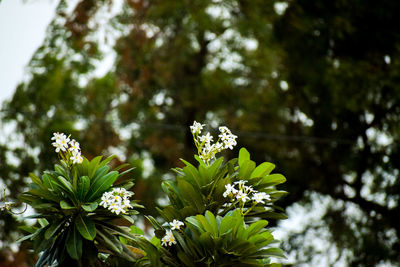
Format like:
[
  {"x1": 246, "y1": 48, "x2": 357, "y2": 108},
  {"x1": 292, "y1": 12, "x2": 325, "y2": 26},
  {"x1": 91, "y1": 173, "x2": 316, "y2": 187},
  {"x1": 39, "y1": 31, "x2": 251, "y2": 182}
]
[{"x1": 0, "y1": 0, "x2": 58, "y2": 104}]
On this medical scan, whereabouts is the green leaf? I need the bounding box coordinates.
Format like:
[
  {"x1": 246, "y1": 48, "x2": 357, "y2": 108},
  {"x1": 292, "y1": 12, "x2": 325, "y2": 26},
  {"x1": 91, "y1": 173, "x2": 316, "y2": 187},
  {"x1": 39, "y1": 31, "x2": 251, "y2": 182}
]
[
  {"x1": 151, "y1": 236, "x2": 160, "y2": 247},
  {"x1": 195, "y1": 214, "x2": 214, "y2": 234},
  {"x1": 77, "y1": 175, "x2": 90, "y2": 200},
  {"x1": 260, "y1": 174, "x2": 286, "y2": 187},
  {"x1": 96, "y1": 228, "x2": 123, "y2": 254},
  {"x1": 88, "y1": 156, "x2": 103, "y2": 178},
  {"x1": 130, "y1": 225, "x2": 145, "y2": 236},
  {"x1": 238, "y1": 148, "x2": 250, "y2": 167},
  {"x1": 180, "y1": 159, "x2": 202, "y2": 189},
  {"x1": 250, "y1": 162, "x2": 276, "y2": 179},
  {"x1": 204, "y1": 211, "x2": 218, "y2": 236},
  {"x1": 82, "y1": 202, "x2": 98, "y2": 212},
  {"x1": 173, "y1": 232, "x2": 194, "y2": 259},
  {"x1": 66, "y1": 226, "x2": 82, "y2": 260},
  {"x1": 45, "y1": 219, "x2": 65, "y2": 239},
  {"x1": 86, "y1": 171, "x2": 118, "y2": 201},
  {"x1": 38, "y1": 218, "x2": 49, "y2": 227},
  {"x1": 123, "y1": 215, "x2": 135, "y2": 224},
  {"x1": 247, "y1": 220, "x2": 269, "y2": 237},
  {"x1": 185, "y1": 216, "x2": 205, "y2": 235},
  {"x1": 90, "y1": 166, "x2": 110, "y2": 186},
  {"x1": 219, "y1": 216, "x2": 234, "y2": 236},
  {"x1": 28, "y1": 189, "x2": 59, "y2": 202},
  {"x1": 177, "y1": 179, "x2": 205, "y2": 213},
  {"x1": 97, "y1": 155, "x2": 115, "y2": 169},
  {"x1": 57, "y1": 176, "x2": 75, "y2": 194},
  {"x1": 19, "y1": 225, "x2": 38, "y2": 234},
  {"x1": 145, "y1": 216, "x2": 165, "y2": 239},
  {"x1": 76, "y1": 215, "x2": 96, "y2": 240},
  {"x1": 194, "y1": 155, "x2": 207, "y2": 168},
  {"x1": 54, "y1": 164, "x2": 68, "y2": 178},
  {"x1": 249, "y1": 231, "x2": 274, "y2": 247},
  {"x1": 118, "y1": 167, "x2": 135, "y2": 177},
  {"x1": 238, "y1": 160, "x2": 256, "y2": 180},
  {"x1": 29, "y1": 172, "x2": 43, "y2": 186},
  {"x1": 60, "y1": 200, "x2": 75, "y2": 210},
  {"x1": 254, "y1": 247, "x2": 286, "y2": 258},
  {"x1": 41, "y1": 173, "x2": 55, "y2": 191},
  {"x1": 177, "y1": 251, "x2": 196, "y2": 267}
]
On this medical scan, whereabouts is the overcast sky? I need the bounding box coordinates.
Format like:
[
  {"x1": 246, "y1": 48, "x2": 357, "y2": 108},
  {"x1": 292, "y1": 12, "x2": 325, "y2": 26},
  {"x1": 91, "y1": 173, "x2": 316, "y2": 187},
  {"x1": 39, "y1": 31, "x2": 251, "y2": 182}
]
[{"x1": 0, "y1": 0, "x2": 58, "y2": 104}]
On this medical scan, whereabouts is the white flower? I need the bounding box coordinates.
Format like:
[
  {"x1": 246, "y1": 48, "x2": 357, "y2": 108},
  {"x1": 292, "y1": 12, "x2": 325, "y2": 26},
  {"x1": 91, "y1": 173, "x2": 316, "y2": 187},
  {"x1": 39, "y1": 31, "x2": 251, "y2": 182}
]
[
  {"x1": 113, "y1": 195, "x2": 122, "y2": 203},
  {"x1": 252, "y1": 192, "x2": 271, "y2": 204},
  {"x1": 244, "y1": 185, "x2": 254, "y2": 193},
  {"x1": 51, "y1": 132, "x2": 70, "y2": 153},
  {"x1": 219, "y1": 126, "x2": 231, "y2": 134},
  {"x1": 215, "y1": 142, "x2": 224, "y2": 152},
  {"x1": 202, "y1": 143, "x2": 217, "y2": 159},
  {"x1": 100, "y1": 197, "x2": 110, "y2": 208},
  {"x1": 170, "y1": 219, "x2": 184, "y2": 230},
  {"x1": 52, "y1": 142, "x2": 65, "y2": 153},
  {"x1": 70, "y1": 153, "x2": 83, "y2": 164},
  {"x1": 100, "y1": 187, "x2": 134, "y2": 214},
  {"x1": 236, "y1": 190, "x2": 250, "y2": 203},
  {"x1": 223, "y1": 184, "x2": 238, "y2": 198},
  {"x1": 69, "y1": 139, "x2": 80, "y2": 154},
  {"x1": 234, "y1": 180, "x2": 247, "y2": 187},
  {"x1": 224, "y1": 139, "x2": 235, "y2": 150},
  {"x1": 190, "y1": 122, "x2": 238, "y2": 165},
  {"x1": 110, "y1": 204, "x2": 125, "y2": 215},
  {"x1": 218, "y1": 132, "x2": 229, "y2": 141},
  {"x1": 190, "y1": 121, "x2": 205, "y2": 134},
  {"x1": 58, "y1": 135, "x2": 70, "y2": 151},
  {"x1": 199, "y1": 132, "x2": 213, "y2": 144},
  {"x1": 161, "y1": 230, "x2": 176, "y2": 246},
  {"x1": 123, "y1": 199, "x2": 133, "y2": 209},
  {"x1": 51, "y1": 132, "x2": 65, "y2": 142},
  {"x1": 229, "y1": 133, "x2": 238, "y2": 139}
]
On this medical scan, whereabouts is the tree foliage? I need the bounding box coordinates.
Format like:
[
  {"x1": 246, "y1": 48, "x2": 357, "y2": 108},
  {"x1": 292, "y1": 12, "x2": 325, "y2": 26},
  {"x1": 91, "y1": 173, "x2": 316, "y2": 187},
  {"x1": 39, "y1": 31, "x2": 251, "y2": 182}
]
[{"x1": 1, "y1": 0, "x2": 399, "y2": 265}]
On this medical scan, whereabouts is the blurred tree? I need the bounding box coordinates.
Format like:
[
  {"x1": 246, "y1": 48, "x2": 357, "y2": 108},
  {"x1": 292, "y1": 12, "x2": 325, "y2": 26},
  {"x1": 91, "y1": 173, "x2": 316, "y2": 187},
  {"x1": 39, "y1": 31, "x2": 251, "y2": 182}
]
[{"x1": 0, "y1": 0, "x2": 399, "y2": 265}]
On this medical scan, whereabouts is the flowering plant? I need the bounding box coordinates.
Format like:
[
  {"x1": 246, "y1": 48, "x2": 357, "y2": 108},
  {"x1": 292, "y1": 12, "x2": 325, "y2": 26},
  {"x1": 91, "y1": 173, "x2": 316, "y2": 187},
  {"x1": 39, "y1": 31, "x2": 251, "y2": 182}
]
[
  {"x1": 18, "y1": 133, "x2": 143, "y2": 266},
  {"x1": 136, "y1": 122, "x2": 287, "y2": 266},
  {"x1": 18, "y1": 122, "x2": 287, "y2": 266}
]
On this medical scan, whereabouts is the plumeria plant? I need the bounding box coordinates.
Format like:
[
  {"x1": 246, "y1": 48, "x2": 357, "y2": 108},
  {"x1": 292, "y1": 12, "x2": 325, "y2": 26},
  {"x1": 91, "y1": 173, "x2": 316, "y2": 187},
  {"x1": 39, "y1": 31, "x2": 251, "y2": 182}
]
[
  {"x1": 18, "y1": 122, "x2": 288, "y2": 266},
  {"x1": 18, "y1": 133, "x2": 144, "y2": 266},
  {"x1": 135, "y1": 122, "x2": 288, "y2": 266}
]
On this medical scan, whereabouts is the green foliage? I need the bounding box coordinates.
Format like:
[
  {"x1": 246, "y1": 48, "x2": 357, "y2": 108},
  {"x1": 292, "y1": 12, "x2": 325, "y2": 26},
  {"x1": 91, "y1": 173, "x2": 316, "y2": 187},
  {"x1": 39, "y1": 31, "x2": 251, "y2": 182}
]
[
  {"x1": 160, "y1": 148, "x2": 287, "y2": 223},
  {"x1": 169, "y1": 210, "x2": 284, "y2": 266},
  {"x1": 18, "y1": 156, "x2": 143, "y2": 266},
  {"x1": 1, "y1": 0, "x2": 399, "y2": 265},
  {"x1": 140, "y1": 148, "x2": 287, "y2": 266}
]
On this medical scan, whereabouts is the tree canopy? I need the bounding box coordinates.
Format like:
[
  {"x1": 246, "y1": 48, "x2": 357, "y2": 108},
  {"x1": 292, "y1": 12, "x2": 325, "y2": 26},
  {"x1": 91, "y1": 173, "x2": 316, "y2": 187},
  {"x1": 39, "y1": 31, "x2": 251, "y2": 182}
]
[{"x1": 1, "y1": 0, "x2": 399, "y2": 265}]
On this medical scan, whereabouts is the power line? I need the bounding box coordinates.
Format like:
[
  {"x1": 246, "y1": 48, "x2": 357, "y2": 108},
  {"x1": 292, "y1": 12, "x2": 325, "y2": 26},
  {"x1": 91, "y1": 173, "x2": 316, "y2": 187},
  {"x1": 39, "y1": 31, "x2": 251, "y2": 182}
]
[{"x1": 128, "y1": 121, "x2": 355, "y2": 145}]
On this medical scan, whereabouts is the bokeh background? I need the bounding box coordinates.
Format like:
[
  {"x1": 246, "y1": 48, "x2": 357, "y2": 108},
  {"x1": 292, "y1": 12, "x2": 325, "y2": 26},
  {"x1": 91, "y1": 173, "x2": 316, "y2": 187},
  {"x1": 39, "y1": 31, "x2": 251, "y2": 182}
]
[{"x1": 1, "y1": 0, "x2": 399, "y2": 266}]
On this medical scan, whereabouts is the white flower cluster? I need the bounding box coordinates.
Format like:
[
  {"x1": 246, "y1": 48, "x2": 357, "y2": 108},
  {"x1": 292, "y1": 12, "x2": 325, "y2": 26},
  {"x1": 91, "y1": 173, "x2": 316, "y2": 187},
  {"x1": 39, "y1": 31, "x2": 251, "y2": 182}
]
[
  {"x1": 218, "y1": 126, "x2": 238, "y2": 150},
  {"x1": 161, "y1": 219, "x2": 184, "y2": 247},
  {"x1": 190, "y1": 121, "x2": 238, "y2": 165},
  {"x1": 100, "y1": 188, "x2": 133, "y2": 215},
  {"x1": 223, "y1": 180, "x2": 271, "y2": 204},
  {"x1": 161, "y1": 230, "x2": 176, "y2": 247},
  {"x1": 51, "y1": 132, "x2": 83, "y2": 164}
]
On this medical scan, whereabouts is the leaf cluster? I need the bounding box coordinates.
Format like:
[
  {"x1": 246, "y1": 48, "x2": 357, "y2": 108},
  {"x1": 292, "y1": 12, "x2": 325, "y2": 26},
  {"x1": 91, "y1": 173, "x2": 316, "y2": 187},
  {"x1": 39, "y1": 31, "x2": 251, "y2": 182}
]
[
  {"x1": 142, "y1": 148, "x2": 287, "y2": 266},
  {"x1": 18, "y1": 155, "x2": 142, "y2": 266}
]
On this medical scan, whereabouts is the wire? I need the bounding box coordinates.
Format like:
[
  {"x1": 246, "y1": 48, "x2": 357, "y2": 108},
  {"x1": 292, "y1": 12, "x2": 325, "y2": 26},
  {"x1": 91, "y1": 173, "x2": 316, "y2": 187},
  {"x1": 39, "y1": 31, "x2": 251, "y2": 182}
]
[{"x1": 125, "y1": 121, "x2": 355, "y2": 145}]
